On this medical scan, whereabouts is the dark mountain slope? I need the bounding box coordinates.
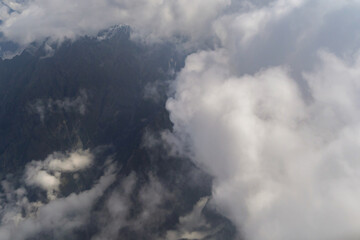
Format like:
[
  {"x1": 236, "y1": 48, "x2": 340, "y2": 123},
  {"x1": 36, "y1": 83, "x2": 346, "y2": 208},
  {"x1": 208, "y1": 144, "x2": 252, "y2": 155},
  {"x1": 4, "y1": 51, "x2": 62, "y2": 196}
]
[
  {"x1": 0, "y1": 27, "x2": 180, "y2": 173},
  {"x1": 0, "y1": 27, "x2": 236, "y2": 239}
]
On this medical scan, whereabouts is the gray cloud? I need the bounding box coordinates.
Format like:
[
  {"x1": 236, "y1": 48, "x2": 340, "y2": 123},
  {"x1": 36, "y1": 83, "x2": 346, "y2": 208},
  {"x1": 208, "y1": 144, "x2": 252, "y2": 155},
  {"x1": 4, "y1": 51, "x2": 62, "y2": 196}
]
[
  {"x1": 91, "y1": 172, "x2": 136, "y2": 240},
  {"x1": 92, "y1": 172, "x2": 174, "y2": 239},
  {"x1": 164, "y1": 197, "x2": 222, "y2": 240}
]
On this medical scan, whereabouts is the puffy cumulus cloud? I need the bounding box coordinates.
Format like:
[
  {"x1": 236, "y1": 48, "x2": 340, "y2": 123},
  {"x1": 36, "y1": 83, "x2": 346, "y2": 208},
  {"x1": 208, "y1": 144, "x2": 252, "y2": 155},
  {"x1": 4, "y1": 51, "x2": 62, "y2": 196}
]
[
  {"x1": 166, "y1": 49, "x2": 360, "y2": 240},
  {"x1": 163, "y1": 1, "x2": 360, "y2": 239},
  {"x1": 24, "y1": 149, "x2": 93, "y2": 199},
  {"x1": 0, "y1": 0, "x2": 230, "y2": 47},
  {"x1": 0, "y1": 158, "x2": 117, "y2": 240},
  {"x1": 25, "y1": 170, "x2": 60, "y2": 192}
]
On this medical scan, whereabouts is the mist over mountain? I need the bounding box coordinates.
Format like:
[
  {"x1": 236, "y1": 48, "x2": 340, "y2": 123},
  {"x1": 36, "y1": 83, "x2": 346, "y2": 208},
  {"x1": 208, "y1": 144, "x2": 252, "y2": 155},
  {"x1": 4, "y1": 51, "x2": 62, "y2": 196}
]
[
  {"x1": 0, "y1": 27, "x2": 235, "y2": 239},
  {"x1": 2, "y1": 1, "x2": 360, "y2": 240},
  {"x1": 0, "y1": 26, "x2": 174, "y2": 173}
]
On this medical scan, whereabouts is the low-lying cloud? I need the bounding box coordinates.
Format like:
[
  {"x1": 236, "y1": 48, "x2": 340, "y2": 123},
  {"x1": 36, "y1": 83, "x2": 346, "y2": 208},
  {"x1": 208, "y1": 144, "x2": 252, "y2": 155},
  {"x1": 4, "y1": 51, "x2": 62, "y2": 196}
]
[
  {"x1": 164, "y1": 197, "x2": 221, "y2": 240},
  {"x1": 0, "y1": 0, "x2": 230, "y2": 47},
  {"x1": 2, "y1": 0, "x2": 360, "y2": 239},
  {"x1": 24, "y1": 149, "x2": 93, "y2": 199},
  {"x1": 92, "y1": 173, "x2": 173, "y2": 240},
  {"x1": 0, "y1": 146, "x2": 216, "y2": 240},
  {"x1": 160, "y1": 1, "x2": 360, "y2": 239},
  {"x1": 167, "y1": 49, "x2": 360, "y2": 240}
]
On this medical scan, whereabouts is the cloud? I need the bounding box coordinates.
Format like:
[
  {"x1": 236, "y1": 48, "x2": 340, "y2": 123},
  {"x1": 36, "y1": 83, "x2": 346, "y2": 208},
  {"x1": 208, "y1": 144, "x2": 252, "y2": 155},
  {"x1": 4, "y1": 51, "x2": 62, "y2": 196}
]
[
  {"x1": 3, "y1": 0, "x2": 360, "y2": 239},
  {"x1": 164, "y1": 196, "x2": 223, "y2": 240},
  {"x1": 0, "y1": 150, "x2": 182, "y2": 240},
  {"x1": 214, "y1": 0, "x2": 305, "y2": 46},
  {"x1": 166, "y1": 48, "x2": 360, "y2": 240},
  {"x1": 24, "y1": 149, "x2": 93, "y2": 199},
  {"x1": 1, "y1": 0, "x2": 360, "y2": 58},
  {"x1": 211, "y1": 0, "x2": 360, "y2": 76},
  {"x1": 92, "y1": 172, "x2": 174, "y2": 239},
  {"x1": 91, "y1": 172, "x2": 136, "y2": 240},
  {"x1": 0, "y1": 154, "x2": 116, "y2": 240},
  {"x1": 28, "y1": 89, "x2": 88, "y2": 122},
  {"x1": 0, "y1": 0, "x2": 230, "y2": 47},
  {"x1": 161, "y1": 1, "x2": 360, "y2": 239}
]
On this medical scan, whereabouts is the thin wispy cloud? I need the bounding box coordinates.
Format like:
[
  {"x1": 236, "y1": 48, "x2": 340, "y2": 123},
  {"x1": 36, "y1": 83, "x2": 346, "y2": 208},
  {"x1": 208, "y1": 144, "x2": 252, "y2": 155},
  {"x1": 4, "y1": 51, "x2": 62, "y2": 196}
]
[{"x1": 27, "y1": 90, "x2": 88, "y2": 122}]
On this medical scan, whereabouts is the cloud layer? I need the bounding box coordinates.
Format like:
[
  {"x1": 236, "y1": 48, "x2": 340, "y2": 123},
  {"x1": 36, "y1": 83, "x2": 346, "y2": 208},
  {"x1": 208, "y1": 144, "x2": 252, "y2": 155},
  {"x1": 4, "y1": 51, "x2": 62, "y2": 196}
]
[
  {"x1": 0, "y1": 0, "x2": 230, "y2": 46},
  {"x1": 167, "y1": 48, "x2": 360, "y2": 240},
  {"x1": 162, "y1": 1, "x2": 360, "y2": 239},
  {"x1": 2, "y1": 0, "x2": 360, "y2": 239}
]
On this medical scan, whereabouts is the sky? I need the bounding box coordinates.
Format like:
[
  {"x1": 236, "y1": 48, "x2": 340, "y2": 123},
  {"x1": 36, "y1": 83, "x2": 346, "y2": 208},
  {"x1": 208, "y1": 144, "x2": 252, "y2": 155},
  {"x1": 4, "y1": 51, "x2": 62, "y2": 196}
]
[{"x1": 2, "y1": 0, "x2": 360, "y2": 239}]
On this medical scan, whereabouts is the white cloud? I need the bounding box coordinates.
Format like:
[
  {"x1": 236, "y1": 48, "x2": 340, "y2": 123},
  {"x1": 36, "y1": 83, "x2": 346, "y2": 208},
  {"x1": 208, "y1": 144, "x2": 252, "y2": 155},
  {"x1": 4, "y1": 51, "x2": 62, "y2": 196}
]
[
  {"x1": 25, "y1": 170, "x2": 60, "y2": 192},
  {"x1": 167, "y1": 49, "x2": 360, "y2": 240},
  {"x1": 24, "y1": 149, "x2": 93, "y2": 199},
  {"x1": 214, "y1": 0, "x2": 305, "y2": 46},
  {"x1": 163, "y1": 3, "x2": 360, "y2": 238},
  {"x1": 0, "y1": 0, "x2": 230, "y2": 46},
  {"x1": 47, "y1": 150, "x2": 93, "y2": 172}
]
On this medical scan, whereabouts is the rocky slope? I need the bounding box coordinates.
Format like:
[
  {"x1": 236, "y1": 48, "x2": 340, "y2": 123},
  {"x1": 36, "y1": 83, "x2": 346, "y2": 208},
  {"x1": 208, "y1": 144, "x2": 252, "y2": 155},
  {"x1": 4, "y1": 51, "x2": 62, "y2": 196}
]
[{"x1": 0, "y1": 27, "x2": 236, "y2": 239}]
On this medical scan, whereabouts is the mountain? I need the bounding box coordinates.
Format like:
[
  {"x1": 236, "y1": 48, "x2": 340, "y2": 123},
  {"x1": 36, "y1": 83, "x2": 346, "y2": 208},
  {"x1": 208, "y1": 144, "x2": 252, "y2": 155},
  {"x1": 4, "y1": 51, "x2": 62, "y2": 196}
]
[{"x1": 0, "y1": 26, "x2": 236, "y2": 239}]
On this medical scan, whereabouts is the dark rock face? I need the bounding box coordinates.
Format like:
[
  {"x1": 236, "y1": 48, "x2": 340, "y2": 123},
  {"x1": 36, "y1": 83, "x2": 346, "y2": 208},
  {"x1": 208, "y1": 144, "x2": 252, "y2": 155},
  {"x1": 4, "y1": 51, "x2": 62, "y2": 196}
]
[
  {"x1": 0, "y1": 27, "x2": 177, "y2": 172},
  {"x1": 0, "y1": 27, "x2": 236, "y2": 239}
]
